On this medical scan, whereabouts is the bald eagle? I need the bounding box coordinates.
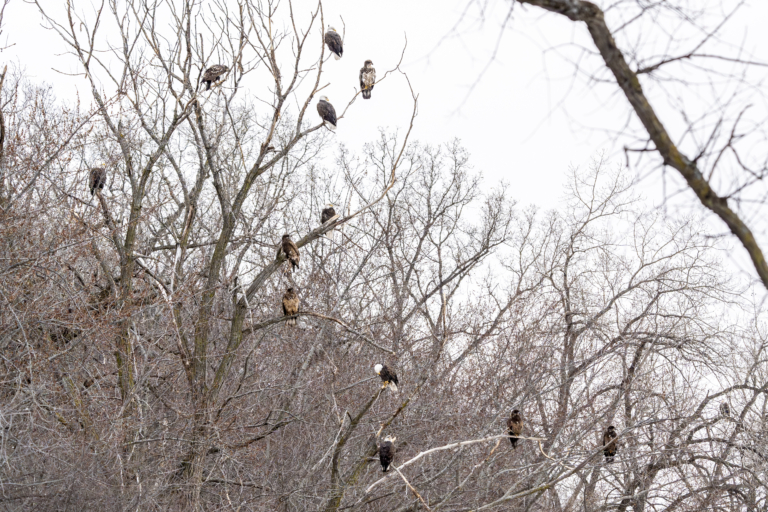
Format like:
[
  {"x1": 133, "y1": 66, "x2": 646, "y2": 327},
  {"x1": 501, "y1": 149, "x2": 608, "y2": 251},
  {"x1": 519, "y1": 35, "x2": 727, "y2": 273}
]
[
  {"x1": 321, "y1": 204, "x2": 337, "y2": 236},
  {"x1": 375, "y1": 364, "x2": 398, "y2": 392},
  {"x1": 202, "y1": 64, "x2": 228, "y2": 91},
  {"x1": 325, "y1": 26, "x2": 343, "y2": 60},
  {"x1": 281, "y1": 234, "x2": 300, "y2": 270},
  {"x1": 89, "y1": 167, "x2": 107, "y2": 196},
  {"x1": 507, "y1": 410, "x2": 523, "y2": 448},
  {"x1": 282, "y1": 288, "x2": 299, "y2": 326},
  {"x1": 603, "y1": 426, "x2": 618, "y2": 463},
  {"x1": 317, "y1": 97, "x2": 337, "y2": 130},
  {"x1": 360, "y1": 60, "x2": 376, "y2": 99},
  {"x1": 379, "y1": 436, "x2": 396, "y2": 472}
]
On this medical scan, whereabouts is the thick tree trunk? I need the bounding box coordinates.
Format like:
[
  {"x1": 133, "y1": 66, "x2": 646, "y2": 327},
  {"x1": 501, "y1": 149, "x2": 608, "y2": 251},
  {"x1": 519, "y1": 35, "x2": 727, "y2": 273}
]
[{"x1": 183, "y1": 395, "x2": 211, "y2": 510}]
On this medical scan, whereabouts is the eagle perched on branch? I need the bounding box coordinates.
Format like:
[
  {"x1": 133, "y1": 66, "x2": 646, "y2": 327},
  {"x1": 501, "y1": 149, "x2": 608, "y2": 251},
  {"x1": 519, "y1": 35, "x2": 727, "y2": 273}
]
[
  {"x1": 507, "y1": 410, "x2": 523, "y2": 448},
  {"x1": 281, "y1": 234, "x2": 300, "y2": 271},
  {"x1": 317, "y1": 97, "x2": 337, "y2": 131},
  {"x1": 375, "y1": 364, "x2": 398, "y2": 392},
  {"x1": 321, "y1": 203, "x2": 337, "y2": 236},
  {"x1": 282, "y1": 288, "x2": 299, "y2": 326},
  {"x1": 379, "y1": 436, "x2": 396, "y2": 472},
  {"x1": 89, "y1": 167, "x2": 106, "y2": 196},
  {"x1": 324, "y1": 26, "x2": 343, "y2": 60},
  {"x1": 360, "y1": 60, "x2": 376, "y2": 99},
  {"x1": 603, "y1": 426, "x2": 618, "y2": 463},
  {"x1": 202, "y1": 64, "x2": 228, "y2": 91}
]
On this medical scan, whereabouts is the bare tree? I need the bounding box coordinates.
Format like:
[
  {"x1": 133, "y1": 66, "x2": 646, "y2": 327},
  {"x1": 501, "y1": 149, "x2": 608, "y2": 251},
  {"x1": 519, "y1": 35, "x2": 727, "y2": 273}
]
[
  {"x1": 465, "y1": 0, "x2": 768, "y2": 290},
  {"x1": 7, "y1": 0, "x2": 415, "y2": 508}
]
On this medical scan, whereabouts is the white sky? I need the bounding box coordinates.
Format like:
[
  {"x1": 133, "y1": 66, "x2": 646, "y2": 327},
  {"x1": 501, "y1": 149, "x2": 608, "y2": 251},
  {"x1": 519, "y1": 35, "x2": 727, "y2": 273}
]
[{"x1": 5, "y1": 0, "x2": 768, "y2": 289}]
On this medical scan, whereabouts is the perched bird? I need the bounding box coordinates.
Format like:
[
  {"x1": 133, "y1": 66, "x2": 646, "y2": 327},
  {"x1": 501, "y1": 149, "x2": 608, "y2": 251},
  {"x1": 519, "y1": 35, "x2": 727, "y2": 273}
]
[
  {"x1": 324, "y1": 26, "x2": 343, "y2": 60},
  {"x1": 507, "y1": 410, "x2": 523, "y2": 448},
  {"x1": 202, "y1": 64, "x2": 228, "y2": 91},
  {"x1": 374, "y1": 364, "x2": 398, "y2": 392},
  {"x1": 321, "y1": 203, "x2": 337, "y2": 236},
  {"x1": 281, "y1": 234, "x2": 300, "y2": 270},
  {"x1": 720, "y1": 401, "x2": 730, "y2": 417},
  {"x1": 379, "y1": 436, "x2": 396, "y2": 472},
  {"x1": 89, "y1": 167, "x2": 107, "y2": 196},
  {"x1": 360, "y1": 60, "x2": 376, "y2": 99},
  {"x1": 603, "y1": 426, "x2": 618, "y2": 463},
  {"x1": 317, "y1": 96, "x2": 337, "y2": 130},
  {"x1": 282, "y1": 288, "x2": 299, "y2": 326}
]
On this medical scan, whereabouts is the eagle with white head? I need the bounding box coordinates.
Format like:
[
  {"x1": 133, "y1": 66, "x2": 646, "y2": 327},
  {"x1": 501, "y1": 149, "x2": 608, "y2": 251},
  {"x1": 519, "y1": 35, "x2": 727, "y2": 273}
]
[
  {"x1": 375, "y1": 364, "x2": 398, "y2": 392},
  {"x1": 325, "y1": 26, "x2": 343, "y2": 60},
  {"x1": 317, "y1": 96, "x2": 337, "y2": 131}
]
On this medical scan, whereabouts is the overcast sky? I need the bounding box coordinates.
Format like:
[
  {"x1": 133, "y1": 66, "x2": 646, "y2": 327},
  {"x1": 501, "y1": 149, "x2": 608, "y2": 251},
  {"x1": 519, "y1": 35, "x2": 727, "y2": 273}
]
[{"x1": 5, "y1": 0, "x2": 768, "y2": 287}]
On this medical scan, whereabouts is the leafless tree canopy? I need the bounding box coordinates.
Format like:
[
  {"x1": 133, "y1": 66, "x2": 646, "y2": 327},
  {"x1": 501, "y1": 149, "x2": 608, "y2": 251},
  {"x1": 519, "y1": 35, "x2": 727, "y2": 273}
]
[{"x1": 0, "y1": 1, "x2": 766, "y2": 511}]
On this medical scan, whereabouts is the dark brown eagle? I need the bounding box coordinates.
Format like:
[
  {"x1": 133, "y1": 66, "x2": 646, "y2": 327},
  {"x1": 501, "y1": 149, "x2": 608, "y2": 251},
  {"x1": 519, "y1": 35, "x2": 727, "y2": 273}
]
[
  {"x1": 720, "y1": 401, "x2": 730, "y2": 417},
  {"x1": 89, "y1": 167, "x2": 107, "y2": 196},
  {"x1": 202, "y1": 64, "x2": 228, "y2": 91},
  {"x1": 603, "y1": 426, "x2": 618, "y2": 463},
  {"x1": 507, "y1": 410, "x2": 523, "y2": 448},
  {"x1": 379, "y1": 436, "x2": 396, "y2": 472},
  {"x1": 321, "y1": 203, "x2": 336, "y2": 236},
  {"x1": 360, "y1": 60, "x2": 376, "y2": 99},
  {"x1": 324, "y1": 26, "x2": 343, "y2": 60},
  {"x1": 375, "y1": 364, "x2": 398, "y2": 392},
  {"x1": 282, "y1": 288, "x2": 299, "y2": 326},
  {"x1": 281, "y1": 234, "x2": 300, "y2": 270},
  {"x1": 317, "y1": 96, "x2": 337, "y2": 130}
]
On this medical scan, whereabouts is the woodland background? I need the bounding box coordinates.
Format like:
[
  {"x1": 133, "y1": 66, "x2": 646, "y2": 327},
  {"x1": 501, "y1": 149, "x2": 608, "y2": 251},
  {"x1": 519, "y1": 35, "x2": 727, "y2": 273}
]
[{"x1": 1, "y1": 0, "x2": 767, "y2": 511}]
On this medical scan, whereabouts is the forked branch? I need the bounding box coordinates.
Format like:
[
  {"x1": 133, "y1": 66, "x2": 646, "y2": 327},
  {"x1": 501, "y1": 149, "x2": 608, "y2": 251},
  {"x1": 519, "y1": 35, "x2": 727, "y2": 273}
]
[{"x1": 518, "y1": 0, "x2": 768, "y2": 289}]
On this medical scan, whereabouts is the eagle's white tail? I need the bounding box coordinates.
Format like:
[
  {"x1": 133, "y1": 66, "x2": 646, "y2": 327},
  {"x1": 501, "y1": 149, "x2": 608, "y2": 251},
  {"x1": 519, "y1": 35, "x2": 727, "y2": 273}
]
[
  {"x1": 334, "y1": 53, "x2": 341, "y2": 61},
  {"x1": 325, "y1": 227, "x2": 335, "y2": 237},
  {"x1": 326, "y1": 122, "x2": 336, "y2": 131},
  {"x1": 389, "y1": 382, "x2": 398, "y2": 392}
]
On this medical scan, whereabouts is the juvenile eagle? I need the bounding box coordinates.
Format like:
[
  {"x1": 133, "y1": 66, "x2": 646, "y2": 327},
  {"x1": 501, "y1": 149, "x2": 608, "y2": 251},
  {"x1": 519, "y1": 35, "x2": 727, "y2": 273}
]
[
  {"x1": 202, "y1": 64, "x2": 228, "y2": 91},
  {"x1": 321, "y1": 203, "x2": 337, "y2": 236},
  {"x1": 89, "y1": 167, "x2": 107, "y2": 196},
  {"x1": 282, "y1": 288, "x2": 299, "y2": 326},
  {"x1": 379, "y1": 436, "x2": 396, "y2": 472},
  {"x1": 507, "y1": 410, "x2": 523, "y2": 448},
  {"x1": 324, "y1": 26, "x2": 343, "y2": 60},
  {"x1": 317, "y1": 96, "x2": 337, "y2": 130},
  {"x1": 720, "y1": 401, "x2": 730, "y2": 417},
  {"x1": 375, "y1": 364, "x2": 398, "y2": 392},
  {"x1": 281, "y1": 234, "x2": 300, "y2": 270},
  {"x1": 360, "y1": 60, "x2": 376, "y2": 99},
  {"x1": 603, "y1": 426, "x2": 618, "y2": 463}
]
